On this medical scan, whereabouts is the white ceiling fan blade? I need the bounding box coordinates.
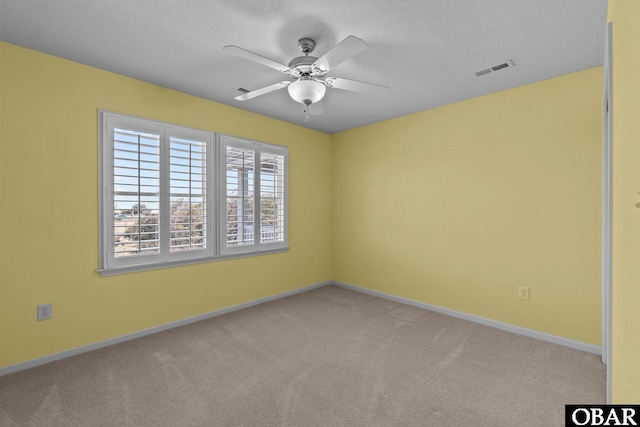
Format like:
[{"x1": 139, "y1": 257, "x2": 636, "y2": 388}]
[
  {"x1": 312, "y1": 35, "x2": 368, "y2": 73},
  {"x1": 234, "y1": 81, "x2": 291, "y2": 101},
  {"x1": 223, "y1": 45, "x2": 291, "y2": 73},
  {"x1": 324, "y1": 77, "x2": 388, "y2": 93}
]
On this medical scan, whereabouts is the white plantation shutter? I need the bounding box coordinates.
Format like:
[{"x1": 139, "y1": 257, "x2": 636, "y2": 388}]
[
  {"x1": 112, "y1": 128, "x2": 160, "y2": 257},
  {"x1": 169, "y1": 136, "x2": 207, "y2": 252},
  {"x1": 225, "y1": 146, "x2": 255, "y2": 246},
  {"x1": 259, "y1": 152, "x2": 285, "y2": 243},
  {"x1": 101, "y1": 112, "x2": 214, "y2": 271},
  {"x1": 221, "y1": 136, "x2": 287, "y2": 254},
  {"x1": 100, "y1": 111, "x2": 287, "y2": 275}
]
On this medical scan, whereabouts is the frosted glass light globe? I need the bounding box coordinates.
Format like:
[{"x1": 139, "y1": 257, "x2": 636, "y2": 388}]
[{"x1": 287, "y1": 78, "x2": 326, "y2": 106}]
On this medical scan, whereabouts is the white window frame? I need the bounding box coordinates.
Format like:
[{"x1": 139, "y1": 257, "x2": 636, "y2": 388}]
[{"x1": 98, "y1": 111, "x2": 288, "y2": 276}]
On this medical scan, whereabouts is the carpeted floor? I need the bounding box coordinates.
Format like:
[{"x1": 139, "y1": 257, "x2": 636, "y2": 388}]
[{"x1": 0, "y1": 284, "x2": 605, "y2": 426}]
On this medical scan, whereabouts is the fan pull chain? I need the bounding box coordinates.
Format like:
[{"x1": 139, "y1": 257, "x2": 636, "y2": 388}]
[{"x1": 304, "y1": 104, "x2": 311, "y2": 122}]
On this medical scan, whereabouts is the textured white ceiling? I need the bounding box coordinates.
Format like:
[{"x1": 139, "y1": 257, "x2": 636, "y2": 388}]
[{"x1": 0, "y1": 0, "x2": 607, "y2": 134}]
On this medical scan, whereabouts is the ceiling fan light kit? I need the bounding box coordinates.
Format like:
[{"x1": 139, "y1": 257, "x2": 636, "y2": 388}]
[
  {"x1": 287, "y1": 77, "x2": 326, "y2": 106},
  {"x1": 223, "y1": 35, "x2": 387, "y2": 121}
]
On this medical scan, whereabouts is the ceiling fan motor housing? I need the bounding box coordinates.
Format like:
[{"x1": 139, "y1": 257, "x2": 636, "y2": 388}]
[
  {"x1": 288, "y1": 55, "x2": 319, "y2": 74},
  {"x1": 288, "y1": 38, "x2": 327, "y2": 77}
]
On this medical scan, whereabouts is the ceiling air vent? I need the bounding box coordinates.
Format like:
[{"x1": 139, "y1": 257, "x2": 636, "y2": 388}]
[
  {"x1": 491, "y1": 62, "x2": 509, "y2": 71},
  {"x1": 475, "y1": 59, "x2": 515, "y2": 77},
  {"x1": 236, "y1": 87, "x2": 251, "y2": 94}
]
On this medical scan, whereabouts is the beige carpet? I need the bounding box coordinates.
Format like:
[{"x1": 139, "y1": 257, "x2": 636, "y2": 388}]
[{"x1": 0, "y1": 285, "x2": 605, "y2": 426}]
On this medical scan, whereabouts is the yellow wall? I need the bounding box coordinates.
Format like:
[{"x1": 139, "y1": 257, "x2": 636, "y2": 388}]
[
  {"x1": 0, "y1": 42, "x2": 333, "y2": 369},
  {"x1": 0, "y1": 40, "x2": 607, "y2": 372},
  {"x1": 608, "y1": 0, "x2": 640, "y2": 404},
  {"x1": 332, "y1": 67, "x2": 603, "y2": 345}
]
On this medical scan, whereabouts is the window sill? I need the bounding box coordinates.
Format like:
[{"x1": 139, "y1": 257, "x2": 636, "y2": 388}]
[{"x1": 97, "y1": 247, "x2": 289, "y2": 277}]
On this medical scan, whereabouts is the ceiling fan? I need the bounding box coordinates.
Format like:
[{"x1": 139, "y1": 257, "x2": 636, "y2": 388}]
[{"x1": 223, "y1": 35, "x2": 387, "y2": 120}]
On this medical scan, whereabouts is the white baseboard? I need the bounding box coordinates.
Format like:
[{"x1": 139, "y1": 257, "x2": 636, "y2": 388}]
[
  {"x1": 333, "y1": 281, "x2": 602, "y2": 356},
  {"x1": 1, "y1": 279, "x2": 600, "y2": 376},
  {"x1": 0, "y1": 281, "x2": 331, "y2": 377}
]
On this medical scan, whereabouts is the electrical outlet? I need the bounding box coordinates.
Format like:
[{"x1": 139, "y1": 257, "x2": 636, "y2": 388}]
[
  {"x1": 313, "y1": 257, "x2": 318, "y2": 266},
  {"x1": 518, "y1": 286, "x2": 530, "y2": 301},
  {"x1": 37, "y1": 303, "x2": 52, "y2": 321}
]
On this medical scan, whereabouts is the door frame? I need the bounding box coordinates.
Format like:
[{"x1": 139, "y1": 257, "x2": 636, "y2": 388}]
[{"x1": 602, "y1": 21, "x2": 613, "y2": 404}]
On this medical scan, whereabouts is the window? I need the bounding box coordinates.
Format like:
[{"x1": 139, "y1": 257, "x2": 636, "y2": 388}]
[
  {"x1": 221, "y1": 136, "x2": 287, "y2": 254},
  {"x1": 99, "y1": 111, "x2": 287, "y2": 275}
]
